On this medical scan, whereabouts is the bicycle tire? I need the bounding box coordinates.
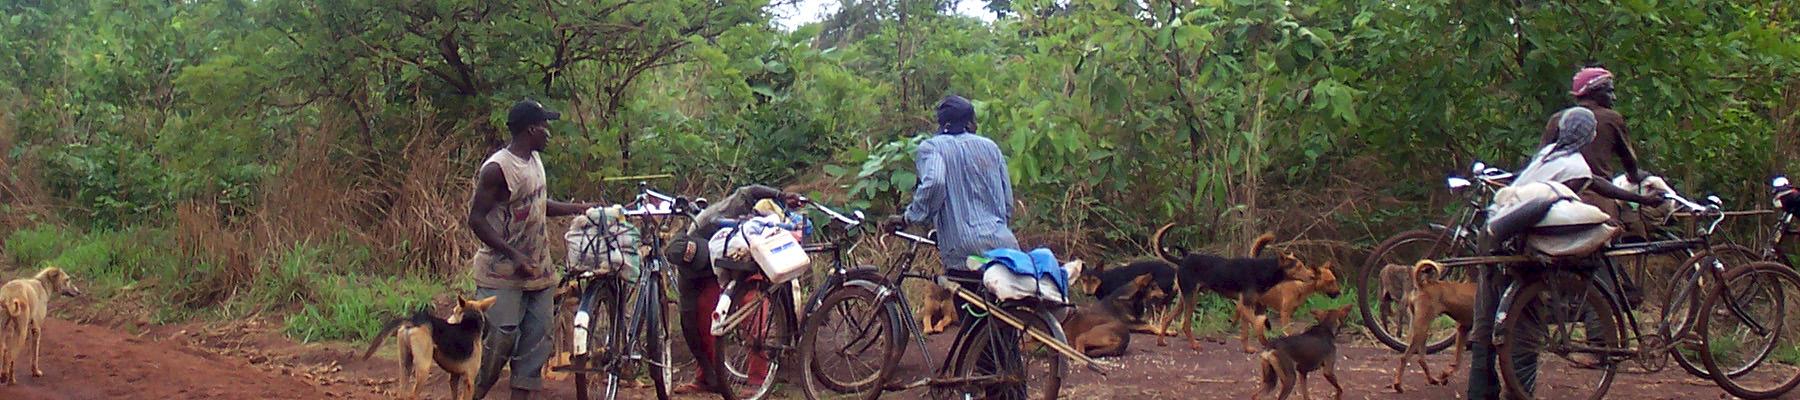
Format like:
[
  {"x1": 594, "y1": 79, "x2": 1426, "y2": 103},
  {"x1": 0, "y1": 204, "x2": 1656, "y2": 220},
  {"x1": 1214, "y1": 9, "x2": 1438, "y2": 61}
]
[
  {"x1": 1495, "y1": 271, "x2": 1622, "y2": 400},
  {"x1": 1360, "y1": 229, "x2": 1466, "y2": 353},
  {"x1": 798, "y1": 284, "x2": 904, "y2": 400},
  {"x1": 575, "y1": 278, "x2": 623, "y2": 400},
  {"x1": 716, "y1": 281, "x2": 795, "y2": 400},
  {"x1": 1698, "y1": 261, "x2": 1800, "y2": 399},
  {"x1": 948, "y1": 305, "x2": 1065, "y2": 400},
  {"x1": 1665, "y1": 246, "x2": 1759, "y2": 378},
  {"x1": 638, "y1": 273, "x2": 674, "y2": 400}
]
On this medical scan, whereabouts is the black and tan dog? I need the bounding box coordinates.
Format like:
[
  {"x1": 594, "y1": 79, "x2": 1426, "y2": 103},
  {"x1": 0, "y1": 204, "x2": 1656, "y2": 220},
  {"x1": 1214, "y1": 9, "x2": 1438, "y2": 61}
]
[
  {"x1": 1390, "y1": 260, "x2": 1477, "y2": 393},
  {"x1": 0, "y1": 267, "x2": 81, "y2": 384},
  {"x1": 1151, "y1": 224, "x2": 1320, "y2": 352},
  {"x1": 1253, "y1": 304, "x2": 1353, "y2": 400},
  {"x1": 1063, "y1": 274, "x2": 1162, "y2": 357},
  {"x1": 1072, "y1": 259, "x2": 1177, "y2": 335},
  {"x1": 363, "y1": 295, "x2": 499, "y2": 400}
]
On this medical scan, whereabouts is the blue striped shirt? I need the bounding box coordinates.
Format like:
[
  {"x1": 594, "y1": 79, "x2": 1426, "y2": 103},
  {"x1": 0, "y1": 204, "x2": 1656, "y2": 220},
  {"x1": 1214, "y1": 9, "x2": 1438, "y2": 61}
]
[{"x1": 904, "y1": 132, "x2": 1019, "y2": 271}]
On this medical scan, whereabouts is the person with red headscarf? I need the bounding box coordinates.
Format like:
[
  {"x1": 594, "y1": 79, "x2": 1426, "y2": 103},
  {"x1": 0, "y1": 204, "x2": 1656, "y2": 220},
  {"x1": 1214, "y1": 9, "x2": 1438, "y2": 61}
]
[{"x1": 1541, "y1": 66, "x2": 1647, "y2": 221}]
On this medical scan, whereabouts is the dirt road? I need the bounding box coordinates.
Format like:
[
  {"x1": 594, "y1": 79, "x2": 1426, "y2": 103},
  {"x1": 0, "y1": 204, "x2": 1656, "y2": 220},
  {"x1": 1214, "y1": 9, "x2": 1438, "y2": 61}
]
[{"x1": 0, "y1": 319, "x2": 1757, "y2": 399}]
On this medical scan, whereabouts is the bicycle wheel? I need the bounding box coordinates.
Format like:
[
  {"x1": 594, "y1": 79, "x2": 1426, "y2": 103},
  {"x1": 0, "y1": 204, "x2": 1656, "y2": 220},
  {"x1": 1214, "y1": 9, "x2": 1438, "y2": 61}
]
[
  {"x1": 634, "y1": 272, "x2": 674, "y2": 400},
  {"x1": 1495, "y1": 271, "x2": 1623, "y2": 400},
  {"x1": 716, "y1": 282, "x2": 794, "y2": 400},
  {"x1": 949, "y1": 305, "x2": 1066, "y2": 400},
  {"x1": 1360, "y1": 229, "x2": 1469, "y2": 353},
  {"x1": 575, "y1": 278, "x2": 623, "y2": 400},
  {"x1": 799, "y1": 284, "x2": 903, "y2": 400},
  {"x1": 1665, "y1": 246, "x2": 1759, "y2": 378},
  {"x1": 1697, "y1": 261, "x2": 1800, "y2": 399}
]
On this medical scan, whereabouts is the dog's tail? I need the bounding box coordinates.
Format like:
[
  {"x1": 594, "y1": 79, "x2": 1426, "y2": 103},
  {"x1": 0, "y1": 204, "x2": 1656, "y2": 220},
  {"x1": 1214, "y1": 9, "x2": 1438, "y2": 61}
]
[
  {"x1": 1248, "y1": 232, "x2": 1277, "y2": 257},
  {"x1": 2, "y1": 298, "x2": 24, "y2": 318},
  {"x1": 1411, "y1": 260, "x2": 1446, "y2": 289},
  {"x1": 361, "y1": 317, "x2": 409, "y2": 360},
  {"x1": 1254, "y1": 315, "x2": 1273, "y2": 347},
  {"x1": 1151, "y1": 223, "x2": 1185, "y2": 263}
]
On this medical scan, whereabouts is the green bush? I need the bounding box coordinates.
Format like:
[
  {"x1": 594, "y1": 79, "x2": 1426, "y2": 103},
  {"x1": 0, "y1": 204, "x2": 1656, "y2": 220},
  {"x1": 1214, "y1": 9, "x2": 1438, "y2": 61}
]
[
  {"x1": 5, "y1": 224, "x2": 78, "y2": 268},
  {"x1": 283, "y1": 273, "x2": 440, "y2": 342}
]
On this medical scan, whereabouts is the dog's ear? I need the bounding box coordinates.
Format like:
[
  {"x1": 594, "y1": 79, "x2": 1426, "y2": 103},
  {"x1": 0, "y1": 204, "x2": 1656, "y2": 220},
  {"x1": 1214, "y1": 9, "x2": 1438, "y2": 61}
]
[
  {"x1": 1310, "y1": 308, "x2": 1328, "y2": 320},
  {"x1": 470, "y1": 296, "x2": 499, "y2": 312}
]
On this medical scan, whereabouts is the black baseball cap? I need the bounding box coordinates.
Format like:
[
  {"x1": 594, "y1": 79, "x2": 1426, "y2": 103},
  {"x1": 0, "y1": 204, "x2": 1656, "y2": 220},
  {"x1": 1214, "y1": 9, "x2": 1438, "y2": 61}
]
[{"x1": 507, "y1": 99, "x2": 561, "y2": 131}]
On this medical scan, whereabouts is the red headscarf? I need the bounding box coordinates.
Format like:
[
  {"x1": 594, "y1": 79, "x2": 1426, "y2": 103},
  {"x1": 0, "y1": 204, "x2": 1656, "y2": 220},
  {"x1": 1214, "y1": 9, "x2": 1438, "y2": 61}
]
[{"x1": 1570, "y1": 67, "x2": 1614, "y2": 97}]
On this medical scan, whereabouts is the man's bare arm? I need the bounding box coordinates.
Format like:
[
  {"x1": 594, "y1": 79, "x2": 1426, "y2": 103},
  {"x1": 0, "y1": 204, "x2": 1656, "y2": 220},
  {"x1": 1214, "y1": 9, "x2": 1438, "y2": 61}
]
[
  {"x1": 547, "y1": 200, "x2": 598, "y2": 218},
  {"x1": 468, "y1": 163, "x2": 535, "y2": 273}
]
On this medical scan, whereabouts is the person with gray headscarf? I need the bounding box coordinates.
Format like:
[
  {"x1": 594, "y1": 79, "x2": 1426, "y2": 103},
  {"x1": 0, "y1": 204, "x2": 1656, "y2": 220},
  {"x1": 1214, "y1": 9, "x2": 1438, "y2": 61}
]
[{"x1": 1464, "y1": 106, "x2": 1665, "y2": 400}]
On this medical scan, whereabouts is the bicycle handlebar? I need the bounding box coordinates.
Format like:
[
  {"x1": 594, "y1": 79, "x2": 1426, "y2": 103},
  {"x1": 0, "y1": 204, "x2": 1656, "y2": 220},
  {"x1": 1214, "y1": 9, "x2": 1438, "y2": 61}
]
[
  {"x1": 891, "y1": 230, "x2": 937, "y2": 246},
  {"x1": 807, "y1": 202, "x2": 864, "y2": 227},
  {"x1": 1664, "y1": 192, "x2": 1717, "y2": 214}
]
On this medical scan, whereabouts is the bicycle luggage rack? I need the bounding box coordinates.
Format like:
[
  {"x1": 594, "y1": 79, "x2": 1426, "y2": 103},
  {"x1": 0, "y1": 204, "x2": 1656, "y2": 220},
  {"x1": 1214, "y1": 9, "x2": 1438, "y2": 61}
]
[{"x1": 933, "y1": 276, "x2": 1116, "y2": 374}]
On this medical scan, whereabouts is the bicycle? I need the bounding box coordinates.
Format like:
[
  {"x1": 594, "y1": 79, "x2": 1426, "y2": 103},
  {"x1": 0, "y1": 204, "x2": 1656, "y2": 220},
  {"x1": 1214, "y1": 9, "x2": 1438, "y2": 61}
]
[
  {"x1": 798, "y1": 221, "x2": 1106, "y2": 400},
  {"x1": 1359, "y1": 160, "x2": 1511, "y2": 353},
  {"x1": 556, "y1": 182, "x2": 693, "y2": 400},
  {"x1": 703, "y1": 202, "x2": 819, "y2": 400},
  {"x1": 1420, "y1": 192, "x2": 1799, "y2": 399}
]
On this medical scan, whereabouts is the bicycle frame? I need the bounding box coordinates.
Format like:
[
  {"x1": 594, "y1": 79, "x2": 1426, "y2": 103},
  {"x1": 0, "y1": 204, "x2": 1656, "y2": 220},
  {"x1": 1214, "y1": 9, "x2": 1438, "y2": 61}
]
[
  {"x1": 558, "y1": 182, "x2": 691, "y2": 393},
  {"x1": 1490, "y1": 193, "x2": 1771, "y2": 363}
]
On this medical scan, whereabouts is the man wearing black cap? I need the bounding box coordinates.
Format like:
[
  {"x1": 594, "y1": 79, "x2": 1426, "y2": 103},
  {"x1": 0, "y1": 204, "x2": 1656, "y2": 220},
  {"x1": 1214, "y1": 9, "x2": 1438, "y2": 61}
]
[
  {"x1": 890, "y1": 95, "x2": 1027, "y2": 399},
  {"x1": 469, "y1": 99, "x2": 596, "y2": 399}
]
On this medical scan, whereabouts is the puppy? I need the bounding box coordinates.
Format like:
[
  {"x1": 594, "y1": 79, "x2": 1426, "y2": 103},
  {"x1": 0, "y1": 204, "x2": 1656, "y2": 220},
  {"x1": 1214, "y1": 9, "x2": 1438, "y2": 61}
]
[
  {"x1": 1063, "y1": 274, "x2": 1160, "y2": 357},
  {"x1": 1151, "y1": 224, "x2": 1318, "y2": 352},
  {"x1": 363, "y1": 296, "x2": 499, "y2": 400},
  {"x1": 917, "y1": 284, "x2": 957, "y2": 335},
  {"x1": 1248, "y1": 261, "x2": 1342, "y2": 337},
  {"x1": 1073, "y1": 260, "x2": 1177, "y2": 335},
  {"x1": 0, "y1": 267, "x2": 81, "y2": 384},
  {"x1": 1390, "y1": 260, "x2": 1477, "y2": 393},
  {"x1": 1253, "y1": 304, "x2": 1353, "y2": 400}
]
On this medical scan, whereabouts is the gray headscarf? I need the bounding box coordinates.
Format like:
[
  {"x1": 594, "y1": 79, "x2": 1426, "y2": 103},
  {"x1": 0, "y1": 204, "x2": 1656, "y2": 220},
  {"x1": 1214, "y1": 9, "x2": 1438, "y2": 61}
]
[{"x1": 1546, "y1": 106, "x2": 1597, "y2": 160}]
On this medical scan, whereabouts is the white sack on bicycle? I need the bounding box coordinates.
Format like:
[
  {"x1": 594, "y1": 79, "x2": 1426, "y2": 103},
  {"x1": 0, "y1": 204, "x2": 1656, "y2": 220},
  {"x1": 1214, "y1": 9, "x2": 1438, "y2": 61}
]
[
  {"x1": 1488, "y1": 177, "x2": 1619, "y2": 258},
  {"x1": 565, "y1": 205, "x2": 642, "y2": 281}
]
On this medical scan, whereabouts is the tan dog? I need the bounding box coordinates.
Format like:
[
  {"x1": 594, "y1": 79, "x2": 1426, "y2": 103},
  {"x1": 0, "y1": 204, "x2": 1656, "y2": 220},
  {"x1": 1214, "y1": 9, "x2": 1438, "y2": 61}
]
[
  {"x1": 1390, "y1": 260, "x2": 1476, "y2": 392},
  {"x1": 1253, "y1": 304, "x2": 1353, "y2": 400},
  {"x1": 917, "y1": 284, "x2": 957, "y2": 335},
  {"x1": 1063, "y1": 274, "x2": 1160, "y2": 357},
  {"x1": 1247, "y1": 261, "x2": 1343, "y2": 337},
  {"x1": 363, "y1": 296, "x2": 498, "y2": 400},
  {"x1": 0, "y1": 267, "x2": 81, "y2": 384}
]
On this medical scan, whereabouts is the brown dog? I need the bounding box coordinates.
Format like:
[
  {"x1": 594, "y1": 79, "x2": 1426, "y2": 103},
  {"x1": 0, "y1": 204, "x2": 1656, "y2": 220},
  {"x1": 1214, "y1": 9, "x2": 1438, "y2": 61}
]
[
  {"x1": 1063, "y1": 274, "x2": 1160, "y2": 357},
  {"x1": 1390, "y1": 260, "x2": 1476, "y2": 392},
  {"x1": 1247, "y1": 261, "x2": 1342, "y2": 337},
  {"x1": 363, "y1": 295, "x2": 499, "y2": 400},
  {"x1": 0, "y1": 267, "x2": 81, "y2": 384},
  {"x1": 1152, "y1": 224, "x2": 1321, "y2": 352},
  {"x1": 917, "y1": 284, "x2": 957, "y2": 335},
  {"x1": 1253, "y1": 304, "x2": 1353, "y2": 400},
  {"x1": 1073, "y1": 260, "x2": 1177, "y2": 335}
]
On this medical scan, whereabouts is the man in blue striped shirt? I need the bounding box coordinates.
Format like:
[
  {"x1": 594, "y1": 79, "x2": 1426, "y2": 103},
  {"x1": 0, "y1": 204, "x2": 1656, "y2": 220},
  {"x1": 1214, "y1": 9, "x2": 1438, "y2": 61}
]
[
  {"x1": 900, "y1": 95, "x2": 1021, "y2": 272},
  {"x1": 894, "y1": 95, "x2": 1028, "y2": 399}
]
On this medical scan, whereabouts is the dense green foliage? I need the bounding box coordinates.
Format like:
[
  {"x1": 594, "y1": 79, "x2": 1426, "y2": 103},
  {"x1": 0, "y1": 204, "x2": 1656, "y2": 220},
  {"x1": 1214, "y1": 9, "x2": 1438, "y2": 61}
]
[{"x1": 2, "y1": 0, "x2": 1796, "y2": 339}]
